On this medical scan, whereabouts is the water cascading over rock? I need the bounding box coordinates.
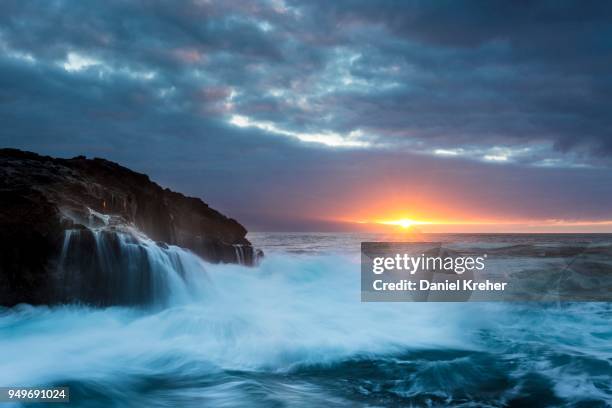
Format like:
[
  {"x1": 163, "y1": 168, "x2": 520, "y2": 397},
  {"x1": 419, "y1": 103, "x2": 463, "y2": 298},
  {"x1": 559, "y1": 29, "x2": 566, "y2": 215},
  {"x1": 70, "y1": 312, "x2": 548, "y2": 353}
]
[
  {"x1": 56, "y1": 227, "x2": 207, "y2": 306},
  {"x1": 0, "y1": 149, "x2": 261, "y2": 306}
]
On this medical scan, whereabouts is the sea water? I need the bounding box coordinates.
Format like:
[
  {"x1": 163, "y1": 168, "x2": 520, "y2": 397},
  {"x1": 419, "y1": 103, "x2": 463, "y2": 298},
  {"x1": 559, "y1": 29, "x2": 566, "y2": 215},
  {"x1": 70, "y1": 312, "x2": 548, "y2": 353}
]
[{"x1": 0, "y1": 233, "x2": 611, "y2": 407}]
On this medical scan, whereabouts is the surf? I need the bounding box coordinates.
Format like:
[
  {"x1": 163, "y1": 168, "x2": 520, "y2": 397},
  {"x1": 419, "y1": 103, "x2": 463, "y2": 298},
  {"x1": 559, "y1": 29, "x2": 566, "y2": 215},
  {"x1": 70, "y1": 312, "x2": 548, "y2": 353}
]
[{"x1": 0, "y1": 233, "x2": 611, "y2": 406}]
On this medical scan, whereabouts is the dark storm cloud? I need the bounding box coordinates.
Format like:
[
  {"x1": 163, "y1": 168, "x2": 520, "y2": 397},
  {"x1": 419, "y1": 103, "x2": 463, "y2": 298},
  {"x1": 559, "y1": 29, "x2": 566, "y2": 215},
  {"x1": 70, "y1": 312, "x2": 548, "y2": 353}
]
[
  {"x1": 282, "y1": 0, "x2": 612, "y2": 161},
  {"x1": 1, "y1": 0, "x2": 611, "y2": 228},
  {"x1": 2, "y1": 0, "x2": 611, "y2": 161}
]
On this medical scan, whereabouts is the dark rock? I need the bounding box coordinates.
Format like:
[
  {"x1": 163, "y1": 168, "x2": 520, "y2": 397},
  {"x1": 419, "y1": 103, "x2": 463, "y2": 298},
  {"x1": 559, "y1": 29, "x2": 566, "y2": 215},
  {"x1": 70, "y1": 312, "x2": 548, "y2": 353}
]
[{"x1": 0, "y1": 148, "x2": 260, "y2": 306}]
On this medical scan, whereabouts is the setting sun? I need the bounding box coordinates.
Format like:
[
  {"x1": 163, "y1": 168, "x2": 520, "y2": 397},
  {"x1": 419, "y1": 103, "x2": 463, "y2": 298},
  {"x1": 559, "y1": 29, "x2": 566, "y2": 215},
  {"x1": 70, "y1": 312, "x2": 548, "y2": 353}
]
[{"x1": 377, "y1": 219, "x2": 430, "y2": 229}]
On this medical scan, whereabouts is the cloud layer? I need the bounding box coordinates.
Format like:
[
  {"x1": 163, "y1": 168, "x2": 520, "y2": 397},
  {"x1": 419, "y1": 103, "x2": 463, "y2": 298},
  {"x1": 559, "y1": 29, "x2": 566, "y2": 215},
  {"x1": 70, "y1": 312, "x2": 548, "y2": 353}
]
[{"x1": 1, "y1": 0, "x2": 611, "y2": 229}]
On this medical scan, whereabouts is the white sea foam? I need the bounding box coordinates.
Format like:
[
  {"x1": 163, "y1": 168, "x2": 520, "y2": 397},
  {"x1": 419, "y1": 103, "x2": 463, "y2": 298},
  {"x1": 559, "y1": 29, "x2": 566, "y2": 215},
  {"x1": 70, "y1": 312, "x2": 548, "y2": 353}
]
[
  {"x1": 0, "y1": 254, "x2": 489, "y2": 385},
  {"x1": 0, "y1": 234, "x2": 610, "y2": 406}
]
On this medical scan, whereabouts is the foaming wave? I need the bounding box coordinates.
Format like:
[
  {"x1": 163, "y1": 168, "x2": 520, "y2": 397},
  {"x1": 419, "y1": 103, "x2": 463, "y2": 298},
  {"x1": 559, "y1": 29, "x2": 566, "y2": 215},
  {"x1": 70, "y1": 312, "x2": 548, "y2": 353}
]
[
  {"x1": 0, "y1": 254, "x2": 610, "y2": 406},
  {"x1": 0, "y1": 255, "x2": 481, "y2": 379}
]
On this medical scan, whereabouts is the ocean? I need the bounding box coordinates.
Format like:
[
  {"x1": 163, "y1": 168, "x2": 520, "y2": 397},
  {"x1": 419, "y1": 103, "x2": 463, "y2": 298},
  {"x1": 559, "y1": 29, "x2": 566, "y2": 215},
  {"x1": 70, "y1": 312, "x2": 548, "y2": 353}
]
[{"x1": 1, "y1": 233, "x2": 611, "y2": 407}]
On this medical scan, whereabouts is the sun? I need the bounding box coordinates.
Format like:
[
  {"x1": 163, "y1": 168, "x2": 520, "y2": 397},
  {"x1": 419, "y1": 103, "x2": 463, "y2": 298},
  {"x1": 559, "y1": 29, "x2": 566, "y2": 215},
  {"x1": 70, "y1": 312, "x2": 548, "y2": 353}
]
[
  {"x1": 378, "y1": 218, "x2": 423, "y2": 229},
  {"x1": 396, "y1": 219, "x2": 414, "y2": 228}
]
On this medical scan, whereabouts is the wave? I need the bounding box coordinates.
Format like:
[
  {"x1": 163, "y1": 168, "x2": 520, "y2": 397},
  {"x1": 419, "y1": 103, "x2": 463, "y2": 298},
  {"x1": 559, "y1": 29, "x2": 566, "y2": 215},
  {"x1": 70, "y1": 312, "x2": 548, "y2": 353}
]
[{"x1": 1, "y1": 254, "x2": 611, "y2": 406}]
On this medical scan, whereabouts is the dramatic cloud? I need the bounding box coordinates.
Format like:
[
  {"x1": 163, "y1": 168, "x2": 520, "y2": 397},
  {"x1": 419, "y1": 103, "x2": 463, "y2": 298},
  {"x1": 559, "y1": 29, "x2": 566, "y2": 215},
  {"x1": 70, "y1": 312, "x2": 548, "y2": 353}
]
[{"x1": 1, "y1": 0, "x2": 611, "y2": 229}]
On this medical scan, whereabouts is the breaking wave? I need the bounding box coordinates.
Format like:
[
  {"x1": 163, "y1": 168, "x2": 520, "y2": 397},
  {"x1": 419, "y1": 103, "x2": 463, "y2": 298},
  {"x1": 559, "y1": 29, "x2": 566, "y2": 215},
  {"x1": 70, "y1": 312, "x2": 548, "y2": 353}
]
[{"x1": 1, "y1": 246, "x2": 611, "y2": 406}]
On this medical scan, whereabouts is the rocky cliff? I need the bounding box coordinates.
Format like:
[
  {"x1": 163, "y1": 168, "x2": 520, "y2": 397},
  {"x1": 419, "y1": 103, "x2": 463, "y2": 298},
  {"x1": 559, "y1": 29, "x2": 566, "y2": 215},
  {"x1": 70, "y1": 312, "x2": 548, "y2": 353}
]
[{"x1": 0, "y1": 149, "x2": 258, "y2": 306}]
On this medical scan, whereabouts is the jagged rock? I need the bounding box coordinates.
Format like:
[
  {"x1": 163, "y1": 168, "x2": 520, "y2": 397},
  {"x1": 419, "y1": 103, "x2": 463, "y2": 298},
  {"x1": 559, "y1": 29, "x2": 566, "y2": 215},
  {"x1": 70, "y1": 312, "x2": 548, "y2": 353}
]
[{"x1": 0, "y1": 148, "x2": 258, "y2": 306}]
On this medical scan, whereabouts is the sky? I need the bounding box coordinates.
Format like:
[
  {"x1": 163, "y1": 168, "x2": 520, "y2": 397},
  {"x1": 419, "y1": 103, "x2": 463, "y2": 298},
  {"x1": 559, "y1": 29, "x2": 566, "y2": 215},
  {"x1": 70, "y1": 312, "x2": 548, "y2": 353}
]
[{"x1": 1, "y1": 0, "x2": 611, "y2": 232}]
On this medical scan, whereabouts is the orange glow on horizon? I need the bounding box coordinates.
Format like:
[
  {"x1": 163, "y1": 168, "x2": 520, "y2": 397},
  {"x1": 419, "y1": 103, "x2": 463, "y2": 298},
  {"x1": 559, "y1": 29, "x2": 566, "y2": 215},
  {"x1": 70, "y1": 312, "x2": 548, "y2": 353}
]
[
  {"x1": 343, "y1": 216, "x2": 612, "y2": 233},
  {"x1": 324, "y1": 190, "x2": 612, "y2": 233}
]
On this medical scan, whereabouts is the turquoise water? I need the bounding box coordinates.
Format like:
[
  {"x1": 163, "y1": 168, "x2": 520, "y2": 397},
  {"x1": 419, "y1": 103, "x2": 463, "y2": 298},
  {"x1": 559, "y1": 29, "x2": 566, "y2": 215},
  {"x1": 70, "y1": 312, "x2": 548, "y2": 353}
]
[{"x1": 1, "y1": 233, "x2": 611, "y2": 407}]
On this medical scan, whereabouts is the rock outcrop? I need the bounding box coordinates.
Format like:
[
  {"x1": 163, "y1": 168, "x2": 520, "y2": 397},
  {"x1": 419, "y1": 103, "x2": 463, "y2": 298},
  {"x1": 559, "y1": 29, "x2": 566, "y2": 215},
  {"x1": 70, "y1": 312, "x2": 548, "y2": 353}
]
[{"x1": 0, "y1": 149, "x2": 258, "y2": 306}]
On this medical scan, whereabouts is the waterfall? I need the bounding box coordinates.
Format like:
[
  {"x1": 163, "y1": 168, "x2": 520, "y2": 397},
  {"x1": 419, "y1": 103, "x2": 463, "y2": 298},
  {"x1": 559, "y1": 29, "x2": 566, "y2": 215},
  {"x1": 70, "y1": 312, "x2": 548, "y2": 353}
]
[
  {"x1": 58, "y1": 228, "x2": 73, "y2": 266},
  {"x1": 234, "y1": 244, "x2": 245, "y2": 265},
  {"x1": 57, "y1": 228, "x2": 208, "y2": 306}
]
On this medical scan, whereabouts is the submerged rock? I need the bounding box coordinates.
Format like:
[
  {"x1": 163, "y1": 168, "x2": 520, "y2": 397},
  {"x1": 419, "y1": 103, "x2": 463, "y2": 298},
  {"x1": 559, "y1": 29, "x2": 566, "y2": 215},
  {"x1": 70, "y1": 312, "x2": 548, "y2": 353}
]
[{"x1": 0, "y1": 148, "x2": 259, "y2": 306}]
